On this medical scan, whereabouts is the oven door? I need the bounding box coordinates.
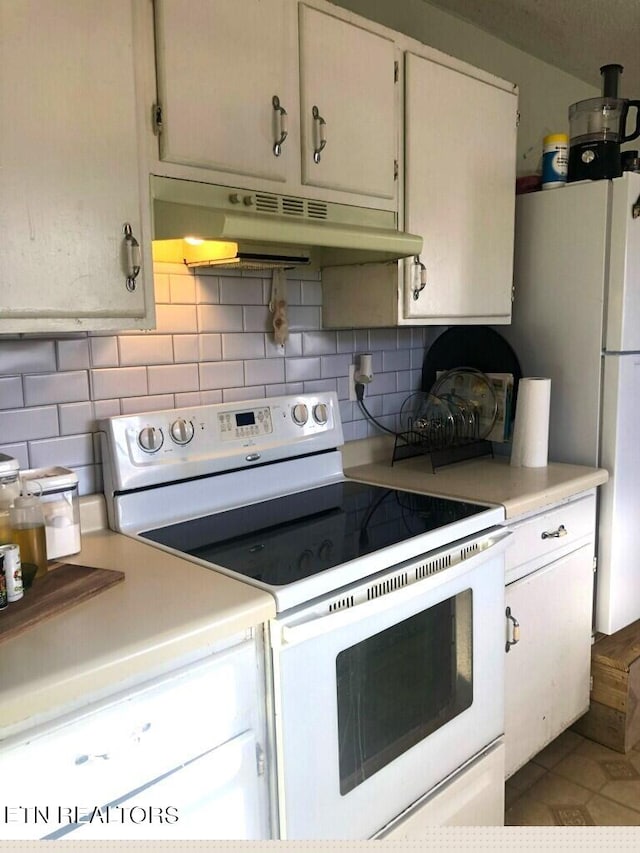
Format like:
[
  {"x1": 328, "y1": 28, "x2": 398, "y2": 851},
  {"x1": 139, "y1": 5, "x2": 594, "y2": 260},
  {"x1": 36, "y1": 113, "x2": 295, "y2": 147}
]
[{"x1": 269, "y1": 529, "x2": 510, "y2": 840}]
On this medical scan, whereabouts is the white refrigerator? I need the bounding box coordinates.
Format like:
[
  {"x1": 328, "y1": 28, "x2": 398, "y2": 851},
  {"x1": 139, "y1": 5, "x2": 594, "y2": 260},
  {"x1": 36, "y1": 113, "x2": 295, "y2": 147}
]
[{"x1": 502, "y1": 172, "x2": 640, "y2": 635}]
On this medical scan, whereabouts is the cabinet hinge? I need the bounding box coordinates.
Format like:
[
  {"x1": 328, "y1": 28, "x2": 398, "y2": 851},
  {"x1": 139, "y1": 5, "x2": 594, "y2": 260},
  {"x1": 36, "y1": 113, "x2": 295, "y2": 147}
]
[
  {"x1": 152, "y1": 103, "x2": 163, "y2": 135},
  {"x1": 511, "y1": 284, "x2": 515, "y2": 303},
  {"x1": 516, "y1": 109, "x2": 521, "y2": 128},
  {"x1": 593, "y1": 555, "x2": 597, "y2": 572},
  {"x1": 394, "y1": 60, "x2": 399, "y2": 83},
  {"x1": 394, "y1": 159, "x2": 399, "y2": 180},
  {"x1": 256, "y1": 743, "x2": 265, "y2": 777},
  {"x1": 590, "y1": 675, "x2": 594, "y2": 692}
]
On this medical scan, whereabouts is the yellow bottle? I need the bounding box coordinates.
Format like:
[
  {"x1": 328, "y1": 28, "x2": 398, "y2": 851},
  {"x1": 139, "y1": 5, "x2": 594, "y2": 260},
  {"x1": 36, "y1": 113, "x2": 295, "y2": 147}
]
[{"x1": 10, "y1": 495, "x2": 48, "y2": 581}]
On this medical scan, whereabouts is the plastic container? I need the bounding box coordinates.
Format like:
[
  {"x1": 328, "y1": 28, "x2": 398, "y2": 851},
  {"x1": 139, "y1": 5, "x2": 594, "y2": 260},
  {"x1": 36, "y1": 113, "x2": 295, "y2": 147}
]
[
  {"x1": 10, "y1": 495, "x2": 48, "y2": 581},
  {"x1": 0, "y1": 453, "x2": 21, "y2": 545},
  {"x1": 21, "y1": 467, "x2": 81, "y2": 560},
  {"x1": 542, "y1": 133, "x2": 569, "y2": 189}
]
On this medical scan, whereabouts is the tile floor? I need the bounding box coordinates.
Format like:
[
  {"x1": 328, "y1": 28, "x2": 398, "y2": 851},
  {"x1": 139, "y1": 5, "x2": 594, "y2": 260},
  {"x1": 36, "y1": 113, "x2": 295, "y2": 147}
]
[{"x1": 505, "y1": 730, "x2": 640, "y2": 825}]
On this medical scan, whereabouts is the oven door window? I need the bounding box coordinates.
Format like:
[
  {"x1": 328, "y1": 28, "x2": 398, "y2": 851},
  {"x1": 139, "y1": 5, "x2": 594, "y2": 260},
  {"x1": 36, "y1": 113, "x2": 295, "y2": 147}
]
[{"x1": 336, "y1": 589, "x2": 473, "y2": 795}]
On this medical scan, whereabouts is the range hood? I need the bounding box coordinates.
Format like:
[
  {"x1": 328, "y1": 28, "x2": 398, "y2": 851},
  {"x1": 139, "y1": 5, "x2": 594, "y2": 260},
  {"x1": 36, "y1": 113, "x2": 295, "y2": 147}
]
[{"x1": 151, "y1": 176, "x2": 422, "y2": 269}]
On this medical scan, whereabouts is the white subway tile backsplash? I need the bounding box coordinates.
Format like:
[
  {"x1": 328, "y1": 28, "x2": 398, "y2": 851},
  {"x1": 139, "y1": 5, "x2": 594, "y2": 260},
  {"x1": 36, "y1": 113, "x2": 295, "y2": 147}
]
[
  {"x1": 301, "y1": 280, "x2": 322, "y2": 305},
  {"x1": 119, "y1": 335, "x2": 174, "y2": 366},
  {"x1": 173, "y1": 335, "x2": 199, "y2": 363},
  {"x1": 303, "y1": 379, "x2": 338, "y2": 394},
  {"x1": 91, "y1": 367, "x2": 148, "y2": 400},
  {"x1": 57, "y1": 338, "x2": 90, "y2": 371},
  {"x1": 199, "y1": 360, "x2": 244, "y2": 390},
  {"x1": 242, "y1": 306, "x2": 271, "y2": 333},
  {"x1": 220, "y1": 277, "x2": 264, "y2": 305},
  {"x1": 195, "y1": 275, "x2": 220, "y2": 304},
  {"x1": 175, "y1": 392, "x2": 203, "y2": 408},
  {"x1": 153, "y1": 272, "x2": 171, "y2": 303},
  {"x1": 0, "y1": 340, "x2": 56, "y2": 375},
  {"x1": 199, "y1": 334, "x2": 222, "y2": 361},
  {"x1": 285, "y1": 357, "x2": 321, "y2": 383},
  {"x1": 303, "y1": 331, "x2": 337, "y2": 356},
  {"x1": 169, "y1": 274, "x2": 196, "y2": 304},
  {"x1": 321, "y1": 354, "x2": 353, "y2": 379},
  {"x1": 59, "y1": 402, "x2": 95, "y2": 436},
  {"x1": 368, "y1": 329, "x2": 399, "y2": 350},
  {"x1": 148, "y1": 363, "x2": 199, "y2": 395},
  {"x1": 90, "y1": 336, "x2": 120, "y2": 368},
  {"x1": 287, "y1": 306, "x2": 321, "y2": 332},
  {"x1": 120, "y1": 395, "x2": 175, "y2": 414},
  {"x1": 200, "y1": 390, "x2": 223, "y2": 405},
  {"x1": 0, "y1": 443, "x2": 29, "y2": 469},
  {"x1": 244, "y1": 359, "x2": 285, "y2": 386},
  {"x1": 382, "y1": 349, "x2": 411, "y2": 372},
  {"x1": 222, "y1": 333, "x2": 264, "y2": 360},
  {"x1": 0, "y1": 376, "x2": 24, "y2": 409},
  {"x1": 198, "y1": 304, "x2": 243, "y2": 333},
  {"x1": 29, "y1": 433, "x2": 94, "y2": 468},
  {"x1": 154, "y1": 304, "x2": 198, "y2": 334},
  {"x1": 222, "y1": 386, "x2": 266, "y2": 403},
  {"x1": 93, "y1": 399, "x2": 121, "y2": 420},
  {"x1": 5, "y1": 263, "x2": 428, "y2": 491},
  {"x1": 0, "y1": 406, "x2": 59, "y2": 443}
]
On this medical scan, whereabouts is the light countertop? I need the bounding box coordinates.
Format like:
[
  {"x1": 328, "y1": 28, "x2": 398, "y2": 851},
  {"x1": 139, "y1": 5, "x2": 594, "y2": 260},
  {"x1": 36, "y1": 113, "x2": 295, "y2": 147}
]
[
  {"x1": 0, "y1": 439, "x2": 607, "y2": 742},
  {"x1": 0, "y1": 525, "x2": 275, "y2": 741},
  {"x1": 342, "y1": 437, "x2": 609, "y2": 518}
]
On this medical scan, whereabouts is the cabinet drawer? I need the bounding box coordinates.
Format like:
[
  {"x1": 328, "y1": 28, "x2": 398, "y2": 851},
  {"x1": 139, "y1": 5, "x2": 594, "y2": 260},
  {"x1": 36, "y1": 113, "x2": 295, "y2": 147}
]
[
  {"x1": 505, "y1": 492, "x2": 596, "y2": 583},
  {"x1": 0, "y1": 639, "x2": 259, "y2": 838}
]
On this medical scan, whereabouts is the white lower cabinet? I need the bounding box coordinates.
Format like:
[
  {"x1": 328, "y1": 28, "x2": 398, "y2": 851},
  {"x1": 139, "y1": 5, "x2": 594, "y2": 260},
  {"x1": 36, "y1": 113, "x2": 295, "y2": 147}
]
[
  {"x1": 0, "y1": 633, "x2": 271, "y2": 840},
  {"x1": 504, "y1": 493, "x2": 597, "y2": 779}
]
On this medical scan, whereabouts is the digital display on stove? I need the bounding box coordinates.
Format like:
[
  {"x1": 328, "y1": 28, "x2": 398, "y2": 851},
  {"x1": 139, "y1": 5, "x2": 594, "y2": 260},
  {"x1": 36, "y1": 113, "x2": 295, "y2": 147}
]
[
  {"x1": 141, "y1": 482, "x2": 490, "y2": 587},
  {"x1": 235, "y1": 411, "x2": 255, "y2": 427}
]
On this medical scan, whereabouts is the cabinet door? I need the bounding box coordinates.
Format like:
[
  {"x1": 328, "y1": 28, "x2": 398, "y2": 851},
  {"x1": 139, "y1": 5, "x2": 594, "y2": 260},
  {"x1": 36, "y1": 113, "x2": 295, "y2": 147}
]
[
  {"x1": 403, "y1": 52, "x2": 517, "y2": 323},
  {"x1": 298, "y1": 4, "x2": 397, "y2": 200},
  {"x1": 504, "y1": 545, "x2": 594, "y2": 779},
  {"x1": 154, "y1": 0, "x2": 297, "y2": 183},
  {"x1": 0, "y1": 0, "x2": 151, "y2": 332}
]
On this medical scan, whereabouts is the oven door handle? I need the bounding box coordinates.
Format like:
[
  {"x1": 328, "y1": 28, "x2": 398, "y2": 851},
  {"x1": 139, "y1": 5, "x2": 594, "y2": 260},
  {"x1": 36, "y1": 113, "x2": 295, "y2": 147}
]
[{"x1": 271, "y1": 529, "x2": 511, "y2": 648}]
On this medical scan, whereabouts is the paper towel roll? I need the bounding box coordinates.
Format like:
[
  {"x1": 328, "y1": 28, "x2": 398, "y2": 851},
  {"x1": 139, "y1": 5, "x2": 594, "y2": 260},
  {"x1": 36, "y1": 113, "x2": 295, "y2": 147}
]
[{"x1": 510, "y1": 377, "x2": 551, "y2": 468}]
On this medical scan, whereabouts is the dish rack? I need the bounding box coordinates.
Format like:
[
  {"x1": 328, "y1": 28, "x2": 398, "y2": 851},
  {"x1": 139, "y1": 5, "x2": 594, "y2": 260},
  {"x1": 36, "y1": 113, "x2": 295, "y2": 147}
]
[{"x1": 392, "y1": 368, "x2": 500, "y2": 471}]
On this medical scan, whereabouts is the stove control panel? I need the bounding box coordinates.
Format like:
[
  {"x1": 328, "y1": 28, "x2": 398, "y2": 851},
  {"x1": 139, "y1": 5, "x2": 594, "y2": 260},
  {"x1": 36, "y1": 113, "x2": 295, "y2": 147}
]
[{"x1": 100, "y1": 392, "x2": 344, "y2": 493}]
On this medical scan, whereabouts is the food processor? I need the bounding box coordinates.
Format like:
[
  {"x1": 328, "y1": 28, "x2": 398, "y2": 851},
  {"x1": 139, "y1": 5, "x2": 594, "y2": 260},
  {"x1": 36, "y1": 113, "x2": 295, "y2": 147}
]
[{"x1": 568, "y1": 64, "x2": 640, "y2": 182}]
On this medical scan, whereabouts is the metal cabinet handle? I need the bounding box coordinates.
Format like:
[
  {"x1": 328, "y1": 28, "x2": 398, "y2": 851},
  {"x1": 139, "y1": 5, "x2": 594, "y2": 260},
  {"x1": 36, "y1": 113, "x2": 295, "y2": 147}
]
[
  {"x1": 412, "y1": 255, "x2": 427, "y2": 300},
  {"x1": 123, "y1": 223, "x2": 141, "y2": 292},
  {"x1": 505, "y1": 606, "x2": 520, "y2": 652},
  {"x1": 272, "y1": 95, "x2": 288, "y2": 157},
  {"x1": 541, "y1": 524, "x2": 567, "y2": 540},
  {"x1": 312, "y1": 105, "x2": 327, "y2": 163}
]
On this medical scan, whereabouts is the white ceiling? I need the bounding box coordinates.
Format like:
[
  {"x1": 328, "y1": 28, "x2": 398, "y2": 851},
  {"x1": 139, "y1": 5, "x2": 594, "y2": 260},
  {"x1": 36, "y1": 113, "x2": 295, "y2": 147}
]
[{"x1": 425, "y1": 0, "x2": 640, "y2": 96}]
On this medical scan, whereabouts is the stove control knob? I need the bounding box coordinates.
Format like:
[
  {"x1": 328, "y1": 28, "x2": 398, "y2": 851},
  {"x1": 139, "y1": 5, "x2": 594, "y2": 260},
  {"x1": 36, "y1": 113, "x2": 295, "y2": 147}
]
[
  {"x1": 313, "y1": 403, "x2": 329, "y2": 425},
  {"x1": 138, "y1": 426, "x2": 164, "y2": 453},
  {"x1": 292, "y1": 403, "x2": 309, "y2": 426},
  {"x1": 170, "y1": 418, "x2": 194, "y2": 445}
]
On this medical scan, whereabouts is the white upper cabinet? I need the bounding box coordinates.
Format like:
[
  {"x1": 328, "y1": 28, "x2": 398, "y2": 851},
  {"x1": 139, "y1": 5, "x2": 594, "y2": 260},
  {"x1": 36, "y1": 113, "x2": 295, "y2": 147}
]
[
  {"x1": 152, "y1": 0, "x2": 398, "y2": 209},
  {"x1": 322, "y1": 50, "x2": 518, "y2": 328},
  {"x1": 298, "y1": 4, "x2": 397, "y2": 200},
  {"x1": 0, "y1": 0, "x2": 154, "y2": 333},
  {"x1": 402, "y1": 53, "x2": 517, "y2": 323},
  {"x1": 153, "y1": 0, "x2": 298, "y2": 184}
]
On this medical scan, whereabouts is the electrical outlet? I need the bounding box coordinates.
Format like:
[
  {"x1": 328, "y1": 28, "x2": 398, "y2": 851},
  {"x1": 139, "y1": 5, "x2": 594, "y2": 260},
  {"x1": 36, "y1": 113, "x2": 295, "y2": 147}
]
[{"x1": 348, "y1": 364, "x2": 357, "y2": 401}]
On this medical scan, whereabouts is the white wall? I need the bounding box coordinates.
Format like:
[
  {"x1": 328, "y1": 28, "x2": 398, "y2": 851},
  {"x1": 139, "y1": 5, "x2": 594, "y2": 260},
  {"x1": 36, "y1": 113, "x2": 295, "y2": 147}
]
[{"x1": 331, "y1": 0, "x2": 598, "y2": 175}]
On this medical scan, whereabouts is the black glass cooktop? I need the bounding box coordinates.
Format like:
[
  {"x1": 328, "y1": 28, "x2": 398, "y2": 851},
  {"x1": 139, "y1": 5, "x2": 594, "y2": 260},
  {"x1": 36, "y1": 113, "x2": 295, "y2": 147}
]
[{"x1": 141, "y1": 481, "x2": 489, "y2": 587}]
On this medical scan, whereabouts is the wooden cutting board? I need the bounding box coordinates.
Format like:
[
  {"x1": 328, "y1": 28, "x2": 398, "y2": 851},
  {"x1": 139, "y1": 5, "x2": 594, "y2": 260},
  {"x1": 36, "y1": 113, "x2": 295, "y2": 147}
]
[{"x1": 0, "y1": 563, "x2": 124, "y2": 644}]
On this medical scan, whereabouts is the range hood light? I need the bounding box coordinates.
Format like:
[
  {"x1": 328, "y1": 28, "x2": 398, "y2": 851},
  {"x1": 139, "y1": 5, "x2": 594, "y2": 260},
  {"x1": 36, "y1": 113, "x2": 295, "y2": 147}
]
[{"x1": 150, "y1": 176, "x2": 423, "y2": 269}]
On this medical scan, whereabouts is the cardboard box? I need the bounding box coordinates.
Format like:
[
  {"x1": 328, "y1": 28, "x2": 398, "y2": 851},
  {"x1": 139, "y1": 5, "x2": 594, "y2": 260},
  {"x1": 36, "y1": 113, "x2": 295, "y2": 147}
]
[{"x1": 572, "y1": 619, "x2": 640, "y2": 753}]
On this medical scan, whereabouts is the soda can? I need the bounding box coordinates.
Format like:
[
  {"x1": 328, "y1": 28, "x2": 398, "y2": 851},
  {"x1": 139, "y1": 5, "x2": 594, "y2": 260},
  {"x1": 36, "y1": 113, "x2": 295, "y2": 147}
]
[
  {"x1": 0, "y1": 543, "x2": 23, "y2": 602},
  {"x1": 0, "y1": 553, "x2": 7, "y2": 610}
]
